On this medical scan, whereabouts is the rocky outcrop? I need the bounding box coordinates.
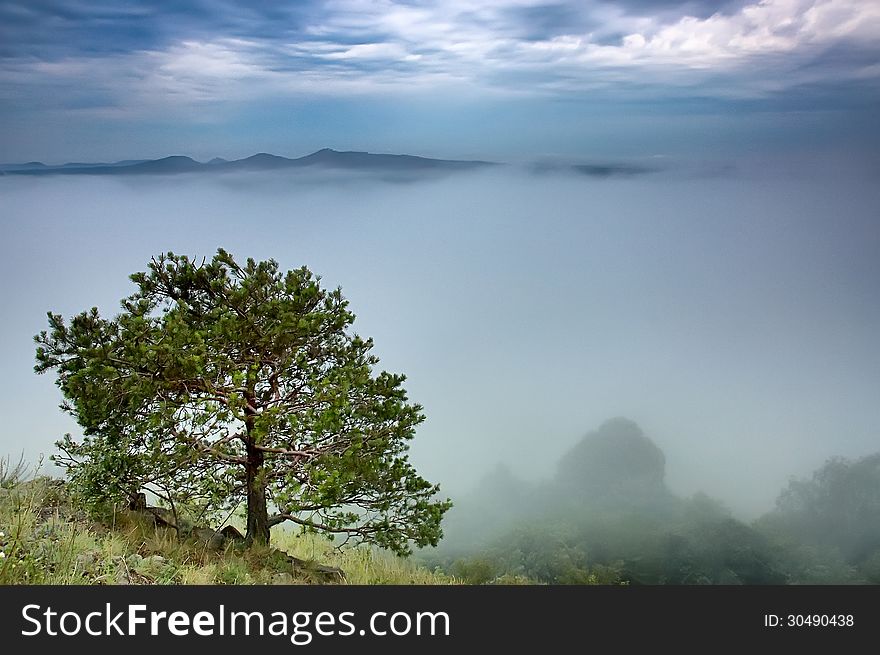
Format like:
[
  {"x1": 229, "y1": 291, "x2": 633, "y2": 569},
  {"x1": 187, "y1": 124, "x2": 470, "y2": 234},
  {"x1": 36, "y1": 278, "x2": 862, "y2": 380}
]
[{"x1": 284, "y1": 553, "x2": 345, "y2": 583}]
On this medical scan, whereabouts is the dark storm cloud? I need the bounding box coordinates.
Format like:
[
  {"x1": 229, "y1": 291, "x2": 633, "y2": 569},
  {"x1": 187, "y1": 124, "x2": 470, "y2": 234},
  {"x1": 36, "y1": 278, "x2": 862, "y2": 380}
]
[
  {"x1": 497, "y1": 3, "x2": 599, "y2": 41},
  {"x1": 795, "y1": 41, "x2": 880, "y2": 79},
  {"x1": 603, "y1": 0, "x2": 751, "y2": 19},
  {"x1": 0, "y1": 0, "x2": 319, "y2": 59}
]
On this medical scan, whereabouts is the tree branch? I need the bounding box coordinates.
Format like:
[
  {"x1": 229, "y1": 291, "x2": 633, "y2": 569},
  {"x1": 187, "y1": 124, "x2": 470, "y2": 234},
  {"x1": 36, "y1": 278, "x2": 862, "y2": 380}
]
[{"x1": 267, "y1": 513, "x2": 380, "y2": 533}]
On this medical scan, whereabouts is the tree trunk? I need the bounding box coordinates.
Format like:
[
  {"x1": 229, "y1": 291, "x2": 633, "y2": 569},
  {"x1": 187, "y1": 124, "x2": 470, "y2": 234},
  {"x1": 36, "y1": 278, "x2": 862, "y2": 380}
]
[
  {"x1": 244, "y1": 387, "x2": 270, "y2": 546},
  {"x1": 245, "y1": 442, "x2": 270, "y2": 545}
]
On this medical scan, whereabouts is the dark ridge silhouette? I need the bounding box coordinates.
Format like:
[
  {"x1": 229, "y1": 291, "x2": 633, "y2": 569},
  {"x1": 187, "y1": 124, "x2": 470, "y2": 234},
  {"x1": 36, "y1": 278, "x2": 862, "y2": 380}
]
[
  {"x1": 1, "y1": 150, "x2": 661, "y2": 178},
  {"x1": 58, "y1": 160, "x2": 150, "y2": 169},
  {"x1": 293, "y1": 148, "x2": 494, "y2": 170},
  {"x1": 223, "y1": 152, "x2": 296, "y2": 170},
  {"x1": 1, "y1": 149, "x2": 498, "y2": 176},
  {"x1": 1, "y1": 155, "x2": 201, "y2": 176},
  {"x1": 0, "y1": 161, "x2": 48, "y2": 171},
  {"x1": 121, "y1": 155, "x2": 203, "y2": 173},
  {"x1": 529, "y1": 161, "x2": 657, "y2": 177},
  {"x1": 571, "y1": 163, "x2": 655, "y2": 177}
]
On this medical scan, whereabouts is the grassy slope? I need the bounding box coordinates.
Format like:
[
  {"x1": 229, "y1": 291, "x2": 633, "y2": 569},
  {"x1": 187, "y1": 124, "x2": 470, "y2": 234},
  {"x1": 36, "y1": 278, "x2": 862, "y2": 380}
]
[{"x1": 0, "y1": 476, "x2": 457, "y2": 585}]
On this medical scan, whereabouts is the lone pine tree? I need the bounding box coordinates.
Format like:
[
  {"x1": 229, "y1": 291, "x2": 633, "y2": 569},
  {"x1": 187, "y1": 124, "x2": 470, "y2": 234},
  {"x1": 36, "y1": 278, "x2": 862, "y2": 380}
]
[{"x1": 35, "y1": 249, "x2": 450, "y2": 552}]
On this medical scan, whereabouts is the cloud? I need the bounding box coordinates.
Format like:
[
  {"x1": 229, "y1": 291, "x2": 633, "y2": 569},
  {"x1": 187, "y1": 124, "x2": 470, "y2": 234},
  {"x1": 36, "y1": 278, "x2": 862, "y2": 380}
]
[
  {"x1": 287, "y1": 0, "x2": 880, "y2": 99},
  {"x1": 318, "y1": 42, "x2": 420, "y2": 61},
  {"x1": 0, "y1": 0, "x2": 878, "y2": 115}
]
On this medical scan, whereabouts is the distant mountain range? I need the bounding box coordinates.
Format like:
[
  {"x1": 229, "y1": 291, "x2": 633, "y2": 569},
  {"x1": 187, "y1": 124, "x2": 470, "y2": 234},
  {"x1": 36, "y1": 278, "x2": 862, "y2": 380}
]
[
  {"x1": 0, "y1": 148, "x2": 661, "y2": 179},
  {"x1": 0, "y1": 149, "x2": 497, "y2": 176}
]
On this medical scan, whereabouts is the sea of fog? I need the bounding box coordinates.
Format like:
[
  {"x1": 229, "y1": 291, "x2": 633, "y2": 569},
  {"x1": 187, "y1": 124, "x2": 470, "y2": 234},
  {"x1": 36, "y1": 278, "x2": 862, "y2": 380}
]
[{"x1": 1, "y1": 159, "x2": 878, "y2": 517}]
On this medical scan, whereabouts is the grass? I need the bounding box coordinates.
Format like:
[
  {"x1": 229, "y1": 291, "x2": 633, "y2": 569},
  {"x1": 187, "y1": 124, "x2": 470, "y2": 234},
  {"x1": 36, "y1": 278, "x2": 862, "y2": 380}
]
[
  {"x1": 274, "y1": 529, "x2": 456, "y2": 585},
  {"x1": 0, "y1": 469, "x2": 457, "y2": 586}
]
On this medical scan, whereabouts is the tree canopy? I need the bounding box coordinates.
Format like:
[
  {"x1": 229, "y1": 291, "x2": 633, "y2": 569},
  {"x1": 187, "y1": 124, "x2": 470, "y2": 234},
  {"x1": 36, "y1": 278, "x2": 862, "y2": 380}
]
[
  {"x1": 35, "y1": 249, "x2": 451, "y2": 553},
  {"x1": 769, "y1": 453, "x2": 880, "y2": 563}
]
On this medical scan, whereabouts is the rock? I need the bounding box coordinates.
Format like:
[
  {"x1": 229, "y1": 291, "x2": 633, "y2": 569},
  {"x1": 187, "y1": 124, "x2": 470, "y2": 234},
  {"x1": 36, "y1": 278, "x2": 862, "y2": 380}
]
[
  {"x1": 188, "y1": 527, "x2": 216, "y2": 543},
  {"x1": 126, "y1": 494, "x2": 178, "y2": 530},
  {"x1": 287, "y1": 553, "x2": 345, "y2": 583},
  {"x1": 125, "y1": 553, "x2": 143, "y2": 568},
  {"x1": 219, "y1": 525, "x2": 245, "y2": 548},
  {"x1": 260, "y1": 547, "x2": 344, "y2": 583},
  {"x1": 144, "y1": 506, "x2": 177, "y2": 529},
  {"x1": 272, "y1": 573, "x2": 294, "y2": 585},
  {"x1": 208, "y1": 525, "x2": 245, "y2": 551},
  {"x1": 219, "y1": 525, "x2": 244, "y2": 541},
  {"x1": 184, "y1": 523, "x2": 247, "y2": 551}
]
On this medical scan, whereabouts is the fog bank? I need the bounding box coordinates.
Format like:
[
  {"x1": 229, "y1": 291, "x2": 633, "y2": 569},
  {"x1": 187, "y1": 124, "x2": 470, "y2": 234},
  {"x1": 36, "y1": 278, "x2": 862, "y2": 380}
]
[{"x1": 1, "y1": 158, "x2": 878, "y2": 517}]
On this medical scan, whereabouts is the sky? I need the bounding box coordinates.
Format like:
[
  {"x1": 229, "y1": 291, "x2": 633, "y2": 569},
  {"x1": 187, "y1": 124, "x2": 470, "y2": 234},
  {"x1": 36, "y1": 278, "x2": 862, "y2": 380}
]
[
  {"x1": 1, "y1": 0, "x2": 879, "y2": 163},
  {"x1": 0, "y1": 1, "x2": 879, "y2": 518}
]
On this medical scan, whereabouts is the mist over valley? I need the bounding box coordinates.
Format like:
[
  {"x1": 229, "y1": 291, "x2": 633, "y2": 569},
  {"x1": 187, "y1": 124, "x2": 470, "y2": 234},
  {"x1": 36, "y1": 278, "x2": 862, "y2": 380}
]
[{"x1": 3, "y1": 156, "x2": 877, "y2": 498}]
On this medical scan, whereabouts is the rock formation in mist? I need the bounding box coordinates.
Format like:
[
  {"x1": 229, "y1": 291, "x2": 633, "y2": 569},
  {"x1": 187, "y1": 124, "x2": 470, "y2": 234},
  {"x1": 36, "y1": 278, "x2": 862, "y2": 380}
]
[{"x1": 556, "y1": 417, "x2": 668, "y2": 506}]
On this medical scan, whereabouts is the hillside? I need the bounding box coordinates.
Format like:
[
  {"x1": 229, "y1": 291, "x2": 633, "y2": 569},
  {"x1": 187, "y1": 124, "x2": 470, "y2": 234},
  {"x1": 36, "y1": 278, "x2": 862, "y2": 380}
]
[{"x1": 0, "y1": 470, "x2": 455, "y2": 585}]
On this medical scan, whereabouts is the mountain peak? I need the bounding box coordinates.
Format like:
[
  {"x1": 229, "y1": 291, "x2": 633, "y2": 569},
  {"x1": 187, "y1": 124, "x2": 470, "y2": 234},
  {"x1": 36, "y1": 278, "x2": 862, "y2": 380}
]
[{"x1": 304, "y1": 148, "x2": 348, "y2": 159}]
